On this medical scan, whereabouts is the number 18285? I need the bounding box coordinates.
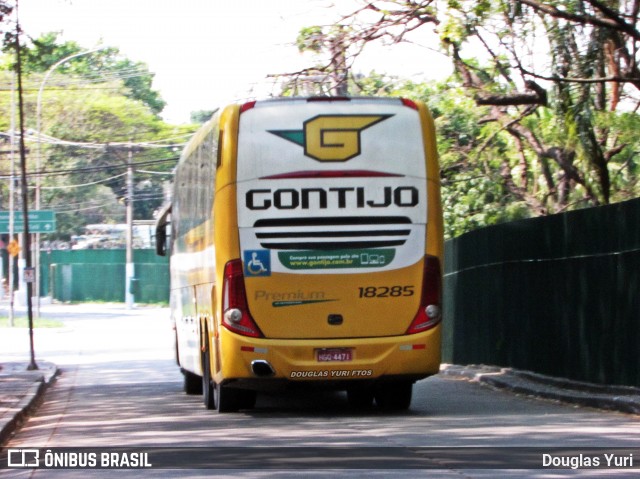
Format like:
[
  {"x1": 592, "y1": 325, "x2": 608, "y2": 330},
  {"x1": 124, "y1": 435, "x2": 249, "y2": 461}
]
[{"x1": 357, "y1": 285, "x2": 414, "y2": 298}]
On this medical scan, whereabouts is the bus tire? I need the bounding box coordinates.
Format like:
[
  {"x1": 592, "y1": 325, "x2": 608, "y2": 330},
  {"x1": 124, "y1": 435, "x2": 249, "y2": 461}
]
[
  {"x1": 174, "y1": 331, "x2": 180, "y2": 366},
  {"x1": 214, "y1": 384, "x2": 257, "y2": 413},
  {"x1": 202, "y1": 348, "x2": 216, "y2": 410},
  {"x1": 347, "y1": 385, "x2": 375, "y2": 409},
  {"x1": 375, "y1": 381, "x2": 413, "y2": 411},
  {"x1": 183, "y1": 369, "x2": 203, "y2": 395},
  {"x1": 214, "y1": 383, "x2": 237, "y2": 413}
]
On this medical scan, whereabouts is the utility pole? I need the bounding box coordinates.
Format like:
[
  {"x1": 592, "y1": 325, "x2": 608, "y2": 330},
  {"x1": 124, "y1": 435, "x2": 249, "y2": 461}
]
[
  {"x1": 9, "y1": 73, "x2": 16, "y2": 327},
  {"x1": 125, "y1": 141, "x2": 135, "y2": 309},
  {"x1": 15, "y1": 2, "x2": 37, "y2": 370}
]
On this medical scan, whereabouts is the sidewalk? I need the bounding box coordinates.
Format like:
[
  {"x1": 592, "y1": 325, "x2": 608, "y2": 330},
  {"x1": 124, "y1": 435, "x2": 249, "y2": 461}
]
[
  {"x1": 0, "y1": 301, "x2": 171, "y2": 447},
  {"x1": 1, "y1": 362, "x2": 639, "y2": 447},
  {"x1": 440, "y1": 364, "x2": 640, "y2": 415},
  {"x1": 0, "y1": 361, "x2": 58, "y2": 446}
]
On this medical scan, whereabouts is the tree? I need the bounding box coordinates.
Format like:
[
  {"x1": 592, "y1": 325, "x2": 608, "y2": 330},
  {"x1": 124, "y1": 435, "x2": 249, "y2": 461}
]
[
  {"x1": 0, "y1": 0, "x2": 12, "y2": 35},
  {"x1": 3, "y1": 32, "x2": 166, "y2": 114},
  {"x1": 441, "y1": 0, "x2": 640, "y2": 210},
  {"x1": 190, "y1": 109, "x2": 216, "y2": 124},
  {"x1": 285, "y1": 0, "x2": 640, "y2": 234},
  {"x1": 350, "y1": 72, "x2": 531, "y2": 238},
  {"x1": 270, "y1": 25, "x2": 353, "y2": 96},
  {"x1": 0, "y1": 34, "x2": 195, "y2": 240}
]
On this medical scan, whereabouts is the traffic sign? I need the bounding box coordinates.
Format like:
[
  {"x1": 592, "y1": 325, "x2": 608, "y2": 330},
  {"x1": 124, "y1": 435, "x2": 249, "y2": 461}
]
[
  {"x1": 24, "y1": 267, "x2": 35, "y2": 283},
  {"x1": 0, "y1": 210, "x2": 56, "y2": 234},
  {"x1": 7, "y1": 239, "x2": 20, "y2": 257}
]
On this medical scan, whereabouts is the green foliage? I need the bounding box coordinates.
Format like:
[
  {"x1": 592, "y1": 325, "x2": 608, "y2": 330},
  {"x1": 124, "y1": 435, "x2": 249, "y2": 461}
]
[
  {"x1": 597, "y1": 110, "x2": 640, "y2": 202},
  {"x1": 346, "y1": 72, "x2": 534, "y2": 238},
  {"x1": 439, "y1": 14, "x2": 468, "y2": 47},
  {"x1": 2, "y1": 32, "x2": 166, "y2": 115},
  {"x1": 287, "y1": 0, "x2": 640, "y2": 238},
  {"x1": 297, "y1": 26, "x2": 325, "y2": 53},
  {"x1": 443, "y1": 174, "x2": 530, "y2": 238},
  {"x1": 0, "y1": 316, "x2": 63, "y2": 328},
  {"x1": 190, "y1": 110, "x2": 217, "y2": 124},
  {"x1": 0, "y1": 34, "x2": 197, "y2": 240},
  {"x1": 11, "y1": 32, "x2": 83, "y2": 72},
  {"x1": 429, "y1": 83, "x2": 533, "y2": 238},
  {"x1": 341, "y1": 65, "x2": 640, "y2": 237}
]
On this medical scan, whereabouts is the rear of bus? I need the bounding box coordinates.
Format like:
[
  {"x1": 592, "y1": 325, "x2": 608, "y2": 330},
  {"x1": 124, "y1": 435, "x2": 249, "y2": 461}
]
[{"x1": 219, "y1": 97, "x2": 443, "y2": 409}]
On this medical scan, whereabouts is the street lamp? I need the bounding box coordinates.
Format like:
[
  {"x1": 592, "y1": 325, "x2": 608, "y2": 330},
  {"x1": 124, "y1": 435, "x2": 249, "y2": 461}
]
[
  {"x1": 33, "y1": 46, "x2": 106, "y2": 309},
  {"x1": 37, "y1": 46, "x2": 106, "y2": 207}
]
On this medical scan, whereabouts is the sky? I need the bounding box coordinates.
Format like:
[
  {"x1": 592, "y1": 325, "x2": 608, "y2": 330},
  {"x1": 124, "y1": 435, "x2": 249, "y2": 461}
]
[{"x1": 17, "y1": 0, "x2": 450, "y2": 124}]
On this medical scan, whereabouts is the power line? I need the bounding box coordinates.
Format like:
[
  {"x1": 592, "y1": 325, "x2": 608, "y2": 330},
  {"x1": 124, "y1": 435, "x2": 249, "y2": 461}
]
[
  {"x1": 33, "y1": 172, "x2": 127, "y2": 190},
  {"x1": 0, "y1": 65, "x2": 157, "y2": 90},
  {"x1": 48, "y1": 194, "x2": 166, "y2": 214},
  {"x1": 0, "y1": 130, "x2": 190, "y2": 149},
  {"x1": 0, "y1": 156, "x2": 179, "y2": 179},
  {"x1": 51, "y1": 200, "x2": 125, "y2": 214},
  {"x1": 137, "y1": 169, "x2": 174, "y2": 175}
]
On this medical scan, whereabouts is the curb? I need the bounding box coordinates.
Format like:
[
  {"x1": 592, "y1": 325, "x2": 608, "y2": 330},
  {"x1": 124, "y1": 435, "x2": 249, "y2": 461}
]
[
  {"x1": 439, "y1": 364, "x2": 640, "y2": 415},
  {"x1": 0, "y1": 363, "x2": 59, "y2": 447}
]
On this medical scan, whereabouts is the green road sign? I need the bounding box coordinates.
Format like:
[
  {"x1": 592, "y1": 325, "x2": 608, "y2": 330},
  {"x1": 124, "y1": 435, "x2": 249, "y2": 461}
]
[{"x1": 0, "y1": 210, "x2": 56, "y2": 234}]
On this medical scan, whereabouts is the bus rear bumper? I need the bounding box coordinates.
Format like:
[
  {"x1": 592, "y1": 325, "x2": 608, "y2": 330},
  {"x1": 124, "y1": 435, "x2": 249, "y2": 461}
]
[{"x1": 217, "y1": 325, "x2": 441, "y2": 389}]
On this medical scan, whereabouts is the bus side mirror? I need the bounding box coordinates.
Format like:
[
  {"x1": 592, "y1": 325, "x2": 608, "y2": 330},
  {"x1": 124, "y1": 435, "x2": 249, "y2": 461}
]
[
  {"x1": 155, "y1": 203, "x2": 172, "y2": 257},
  {"x1": 156, "y1": 223, "x2": 168, "y2": 256}
]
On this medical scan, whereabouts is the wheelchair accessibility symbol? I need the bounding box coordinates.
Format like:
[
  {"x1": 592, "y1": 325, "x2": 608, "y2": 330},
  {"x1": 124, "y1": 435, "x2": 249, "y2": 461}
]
[{"x1": 244, "y1": 250, "x2": 271, "y2": 277}]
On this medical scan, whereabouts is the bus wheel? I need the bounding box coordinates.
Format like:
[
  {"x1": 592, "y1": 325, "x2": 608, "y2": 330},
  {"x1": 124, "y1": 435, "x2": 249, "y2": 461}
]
[
  {"x1": 214, "y1": 384, "x2": 256, "y2": 413},
  {"x1": 202, "y1": 349, "x2": 216, "y2": 410},
  {"x1": 214, "y1": 382, "x2": 236, "y2": 413},
  {"x1": 183, "y1": 369, "x2": 203, "y2": 395},
  {"x1": 347, "y1": 385, "x2": 375, "y2": 409},
  {"x1": 375, "y1": 381, "x2": 413, "y2": 411}
]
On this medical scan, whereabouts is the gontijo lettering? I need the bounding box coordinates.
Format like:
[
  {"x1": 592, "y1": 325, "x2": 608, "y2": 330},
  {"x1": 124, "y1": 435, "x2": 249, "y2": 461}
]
[{"x1": 246, "y1": 186, "x2": 419, "y2": 210}]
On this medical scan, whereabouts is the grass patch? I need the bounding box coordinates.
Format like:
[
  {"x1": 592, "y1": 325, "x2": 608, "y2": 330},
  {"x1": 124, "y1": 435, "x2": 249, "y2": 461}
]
[{"x1": 0, "y1": 316, "x2": 64, "y2": 328}]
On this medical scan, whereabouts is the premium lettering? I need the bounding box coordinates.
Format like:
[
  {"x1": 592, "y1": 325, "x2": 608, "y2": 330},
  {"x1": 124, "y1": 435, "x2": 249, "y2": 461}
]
[
  {"x1": 246, "y1": 186, "x2": 419, "y2": 210},
  {"x1": 254, "y1": 290, "x2": 325, "y2": 301}
]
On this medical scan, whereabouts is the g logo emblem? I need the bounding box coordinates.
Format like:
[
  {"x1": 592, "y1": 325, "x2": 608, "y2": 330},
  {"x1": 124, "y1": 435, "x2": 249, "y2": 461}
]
[{"x1": 270, "y1": 114, "x2": 393, "y2": 162}]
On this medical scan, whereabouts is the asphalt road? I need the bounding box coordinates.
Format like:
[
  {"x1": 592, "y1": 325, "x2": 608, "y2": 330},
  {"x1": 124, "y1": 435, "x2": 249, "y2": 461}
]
[{"x1": 1, "y1": 303, "x2": 639, "y2": 478}]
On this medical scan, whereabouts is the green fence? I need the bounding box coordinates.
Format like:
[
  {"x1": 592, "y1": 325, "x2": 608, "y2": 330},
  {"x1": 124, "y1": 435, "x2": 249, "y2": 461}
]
[
  {"x1": 443, "y1": 197, "x2": 640, "y2": 388},
  {"x1": 41, "y1": 249, "x2": 169, "y2": 304}
]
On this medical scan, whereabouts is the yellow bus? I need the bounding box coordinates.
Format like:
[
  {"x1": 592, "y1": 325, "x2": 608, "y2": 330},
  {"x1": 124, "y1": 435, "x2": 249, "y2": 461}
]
[{"x1": 156, "y1": 97, "x2": 443, "y2": 412}]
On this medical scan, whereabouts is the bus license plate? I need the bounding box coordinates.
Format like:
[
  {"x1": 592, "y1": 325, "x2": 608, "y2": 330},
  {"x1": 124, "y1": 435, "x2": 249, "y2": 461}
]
[{"x1": 316, "y1": 348, "x2": 353, "y2": 362}]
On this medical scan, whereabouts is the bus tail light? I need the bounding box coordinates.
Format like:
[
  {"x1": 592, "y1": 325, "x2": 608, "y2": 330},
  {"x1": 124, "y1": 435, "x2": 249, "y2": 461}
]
[
  {"x1": 240, "y1": 101, "x2": 257, "y2": 113},
  {"x1": 222, "y1": 259, "x2": 263, "y2": 338},
  {"x1": 406, "y1": 255, "x2": 442, "y2": 334},
  {"x1": 401, "y1": 98, "x2": 419, "y2": 110}
]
